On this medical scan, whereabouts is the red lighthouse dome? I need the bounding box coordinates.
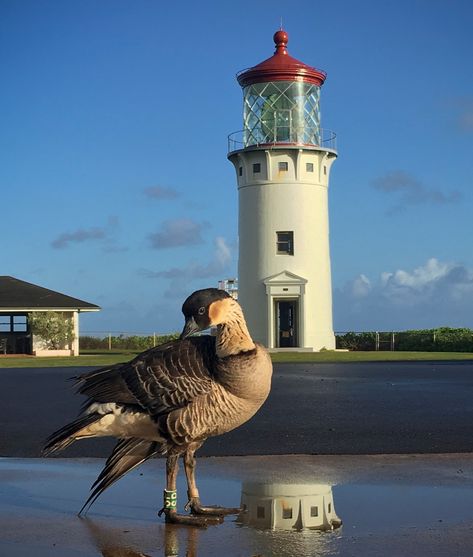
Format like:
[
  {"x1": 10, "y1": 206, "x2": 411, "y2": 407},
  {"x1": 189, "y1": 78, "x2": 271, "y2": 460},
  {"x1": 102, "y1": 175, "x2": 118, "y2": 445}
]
[{"x1": 237, "y1": 29, "x2": 327, "y2": 88}]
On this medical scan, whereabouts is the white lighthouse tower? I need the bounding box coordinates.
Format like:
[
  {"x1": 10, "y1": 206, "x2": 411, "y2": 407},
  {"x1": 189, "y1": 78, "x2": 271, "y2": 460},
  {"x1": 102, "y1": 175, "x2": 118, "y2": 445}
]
[{"x1": 228, "y1": 29, "x2": 337, "y2": 351}]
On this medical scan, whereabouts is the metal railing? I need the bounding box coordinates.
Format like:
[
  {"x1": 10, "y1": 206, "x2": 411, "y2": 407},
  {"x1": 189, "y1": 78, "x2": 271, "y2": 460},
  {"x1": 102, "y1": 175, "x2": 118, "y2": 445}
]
[{"x1": 228, "y1": 127, "x2": 337, "y2": 153}]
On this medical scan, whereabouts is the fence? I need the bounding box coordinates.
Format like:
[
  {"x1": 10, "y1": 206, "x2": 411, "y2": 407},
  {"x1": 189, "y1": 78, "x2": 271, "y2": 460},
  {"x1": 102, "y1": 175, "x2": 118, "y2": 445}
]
[
  {"x1": 81, "y1": 327, "x2": 473, "y2": 352},
  {"x1": 335, "y1": 328, "x2": 473, "y2": 352},
  {"x1": 79, "y1": 332, "x2": 179, "y2": 351}
]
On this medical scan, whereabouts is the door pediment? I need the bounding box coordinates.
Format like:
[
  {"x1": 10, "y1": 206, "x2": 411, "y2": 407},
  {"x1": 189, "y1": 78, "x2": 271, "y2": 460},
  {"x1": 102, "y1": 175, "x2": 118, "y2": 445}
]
[
  {"x1": 263, "y1": 271, "x2": 307, "y2": 295},
  {"x1": 263, "y1": 270, "x2": 307, "y2": 286}
]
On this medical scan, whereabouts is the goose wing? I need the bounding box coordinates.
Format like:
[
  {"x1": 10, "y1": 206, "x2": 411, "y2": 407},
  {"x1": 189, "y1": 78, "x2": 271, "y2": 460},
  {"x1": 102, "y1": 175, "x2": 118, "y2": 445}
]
[{"x1": 76, "y1": 336, "x2": 217, "y2": 418}]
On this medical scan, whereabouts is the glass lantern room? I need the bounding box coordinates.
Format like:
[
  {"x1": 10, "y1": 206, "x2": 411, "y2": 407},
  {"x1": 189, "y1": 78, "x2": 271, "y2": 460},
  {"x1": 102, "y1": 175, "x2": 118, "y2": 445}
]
[{"x1": 242, "y1": 80, "x2": 321, "y2": 147}]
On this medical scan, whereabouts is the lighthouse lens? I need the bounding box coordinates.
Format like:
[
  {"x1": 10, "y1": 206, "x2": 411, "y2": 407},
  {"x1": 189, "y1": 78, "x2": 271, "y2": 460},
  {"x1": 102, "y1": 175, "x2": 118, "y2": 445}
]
[{"x1": 242, "y1": 81, "x2": 321, "y2": 147}]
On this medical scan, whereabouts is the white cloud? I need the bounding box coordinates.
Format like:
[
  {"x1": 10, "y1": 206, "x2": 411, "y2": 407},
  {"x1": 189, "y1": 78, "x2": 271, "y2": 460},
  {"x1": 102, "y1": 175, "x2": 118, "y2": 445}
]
[
  {"x1": 51, "y1": 216, "x2": 124, "y2": 251},
  {"x1": 334, "y1": 258, "x2": 473, "y2": 330},
  {"x1": 51, "y1": 226, "x2": 106, "y2": 249},
  {"x1": 381, "y1": 258, "x2": 450, "y2": 290},
  {"x1": 372, "y1": 171, "x2": 461, "y2": 214},
  {"x1": 143, "y1": 186, "x2": 179, "y2": 200},
  {"x1": 140, "y1": 236, "x2": 235, "y2": 292},
  {"x1": 351, "y1": 274, "x2": 371, "y2": 298},
  {"x1": 148, "y1": 218, "x2": 206, "y2": 249},
  {"x1": 214, "y1": 236, "x2": 232, "y2": 267},
  {"x1": 451, "y1": 98, "x2": 473, "y2": 132}
]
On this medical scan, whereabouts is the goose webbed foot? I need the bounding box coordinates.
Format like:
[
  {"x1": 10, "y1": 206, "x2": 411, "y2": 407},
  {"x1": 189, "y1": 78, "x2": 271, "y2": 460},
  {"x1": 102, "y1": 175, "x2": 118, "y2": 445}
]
[
  {"x1": 158, "y1": 507, "x2": 223, "y2": 526},
  {"x1": 185, "y1": 496, "x2": 242, "y2": 516}
]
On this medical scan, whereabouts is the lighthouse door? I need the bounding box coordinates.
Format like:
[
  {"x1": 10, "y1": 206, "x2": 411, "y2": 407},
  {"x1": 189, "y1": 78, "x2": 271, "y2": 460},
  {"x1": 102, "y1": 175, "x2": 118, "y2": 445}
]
[{"x1": 276, "y1": 300, "x2": 298, "y2": 348}]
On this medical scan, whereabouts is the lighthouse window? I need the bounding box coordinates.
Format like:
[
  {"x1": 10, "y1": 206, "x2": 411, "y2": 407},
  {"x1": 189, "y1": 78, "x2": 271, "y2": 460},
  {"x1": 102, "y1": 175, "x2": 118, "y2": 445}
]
[
  {"x1": 310, "y1": 506, "x2": 319, "y2": 517},
  {"x1": 276, "y1": 231, "x2": 294, "y2": 255},
  {"x1": 278, "y1": 161, "x2": 289, "y2": 172},
  {"x1": 306, "y1": 162, "x2": 314, "y2": 172},
  {"x1": 253, "y1": 163, "x2": 261, "y2": 173},
  {"x1": 239, "y1": 166, "x2": 243, "y2": 176}
]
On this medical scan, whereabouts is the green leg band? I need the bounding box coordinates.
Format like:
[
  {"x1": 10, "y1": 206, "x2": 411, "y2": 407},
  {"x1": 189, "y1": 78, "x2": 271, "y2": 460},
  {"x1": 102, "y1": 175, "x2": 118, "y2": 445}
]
[{"x1": 164, "y1": 489, "x2": 177, "y2": 511}]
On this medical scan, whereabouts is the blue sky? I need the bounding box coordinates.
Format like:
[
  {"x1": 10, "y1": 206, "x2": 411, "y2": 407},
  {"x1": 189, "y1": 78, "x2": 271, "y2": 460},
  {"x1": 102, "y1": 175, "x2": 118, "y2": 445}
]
[{"x1": 1, "y1": 0, "x2": 472, "y2": 334}]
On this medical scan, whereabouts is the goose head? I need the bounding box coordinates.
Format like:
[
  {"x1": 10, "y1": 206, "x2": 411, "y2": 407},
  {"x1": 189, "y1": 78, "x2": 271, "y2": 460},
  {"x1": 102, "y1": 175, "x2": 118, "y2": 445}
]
[{"x1": 180, "y1": 288, "x2": 235, "y2": 339}]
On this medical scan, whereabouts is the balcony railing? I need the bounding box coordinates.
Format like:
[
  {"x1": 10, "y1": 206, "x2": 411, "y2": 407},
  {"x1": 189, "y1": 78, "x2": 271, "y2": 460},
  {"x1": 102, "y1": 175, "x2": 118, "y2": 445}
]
[{"x1": 228, "y1": 127, "x2": 337, "y2": 154}]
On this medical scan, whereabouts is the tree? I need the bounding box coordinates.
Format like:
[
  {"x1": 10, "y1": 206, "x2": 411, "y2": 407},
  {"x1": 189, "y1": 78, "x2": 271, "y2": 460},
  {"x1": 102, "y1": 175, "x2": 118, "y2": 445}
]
[{"x1": 28, "y1": 312, "x2": 74, "y2": 350}]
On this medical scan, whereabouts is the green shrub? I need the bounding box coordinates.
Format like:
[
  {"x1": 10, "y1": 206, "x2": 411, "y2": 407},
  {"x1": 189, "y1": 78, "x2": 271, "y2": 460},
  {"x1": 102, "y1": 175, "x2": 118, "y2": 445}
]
[
  {"x1": 29, "y1": 312, "x2": 74, "y2": 350},
  {"x1": 336, "y1": 327, "x2": 473, "y2": 352},
  {"x1": 336, "y1": 331, "x2": 377, "y2": 351}
]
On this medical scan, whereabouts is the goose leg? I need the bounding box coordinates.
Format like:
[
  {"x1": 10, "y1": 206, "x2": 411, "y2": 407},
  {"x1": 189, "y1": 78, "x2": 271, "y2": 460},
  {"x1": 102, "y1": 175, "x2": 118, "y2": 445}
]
[
  {"x1": 158, "y1": 454, "x2": 222, "y2": 526},
  {"x1": 183, "y1": 448, "x2": 242, "y2": 516}
]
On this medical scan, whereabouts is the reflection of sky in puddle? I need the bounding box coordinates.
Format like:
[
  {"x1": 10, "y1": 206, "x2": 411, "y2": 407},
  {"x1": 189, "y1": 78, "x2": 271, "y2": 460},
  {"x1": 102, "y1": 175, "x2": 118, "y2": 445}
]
[
  {"x1": 335, "y1": 483, "x2": 473, "y2": 534},
  {"x1": 1, "y1": 458, "x2": 473, "y2": 556}
]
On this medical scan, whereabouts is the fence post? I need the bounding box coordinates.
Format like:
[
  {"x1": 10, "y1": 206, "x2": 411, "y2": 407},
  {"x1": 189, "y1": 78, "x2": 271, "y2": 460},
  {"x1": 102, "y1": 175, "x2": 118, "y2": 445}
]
[
  {"x1": 375, "y1": 332, "x2": 379, "y2": 351},
  {"x1": 391, "y1": 332, "x2": 395, "y2": 351},
  {"x1": 108, "y1": 333, "x2": 112, "y2": 351},
  {"x1": 153, "y1": 332, "x2": 156, "y2": 347}
]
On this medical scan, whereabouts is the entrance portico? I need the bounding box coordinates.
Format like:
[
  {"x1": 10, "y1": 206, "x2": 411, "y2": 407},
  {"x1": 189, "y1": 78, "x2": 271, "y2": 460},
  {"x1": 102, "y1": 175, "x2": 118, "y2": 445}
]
[{"x1": 264, "y1": 271, "x2": 307, "y2": 349}]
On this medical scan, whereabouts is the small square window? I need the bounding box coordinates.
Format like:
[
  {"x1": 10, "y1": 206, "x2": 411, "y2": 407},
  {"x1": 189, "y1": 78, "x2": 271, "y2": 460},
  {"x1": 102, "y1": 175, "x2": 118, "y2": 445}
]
[
  {"x1": 282, "y1": 507, "x2": 293, "y2": 519},
  {"x1": 306, "y1": 162, "x2": 314, "y2": 172},
  {"x1": 276, "y1": 231, "x2": 294, "y2": 255},
  {"x1": 13, "y1": 316, "x2": 27, "y2": 333},
  {"x1": 328, "y1": 502, "x2": 332, "y2": 513},
  {"x1": 257, "y1": 506, "x2": 265, "y2": 519},
  {"x1": 310, "y1": 506, "x2": 319, "y2": 517},
  {"x1": 278, "y1": 161, "x2": 288, "y2": 171},
  {"x1": 0, "y1": 316, "x2": 11, "y2": 333},
  {"x1": 253, "y1": 163, "x2": 261, "y2": 173},
  {"x1": 239, "y1": 166, "x2": 243, "y2": 176}
]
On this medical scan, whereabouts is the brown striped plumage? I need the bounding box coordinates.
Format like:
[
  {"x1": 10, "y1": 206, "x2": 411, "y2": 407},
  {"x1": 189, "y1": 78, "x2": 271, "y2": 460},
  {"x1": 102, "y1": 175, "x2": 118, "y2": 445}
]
[{"x1": 43, "y1": 288, "x2": 272, "y2": 524}]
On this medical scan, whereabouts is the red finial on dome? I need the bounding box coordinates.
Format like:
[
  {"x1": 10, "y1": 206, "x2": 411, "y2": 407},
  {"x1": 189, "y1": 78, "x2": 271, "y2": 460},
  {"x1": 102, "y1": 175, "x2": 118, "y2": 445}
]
[
  {"x1": 236, "y1": 28, "x2": 327, "y2": 88},
  {"x1": 273, "y1": 29, "x2": 289, "y2": 53}
]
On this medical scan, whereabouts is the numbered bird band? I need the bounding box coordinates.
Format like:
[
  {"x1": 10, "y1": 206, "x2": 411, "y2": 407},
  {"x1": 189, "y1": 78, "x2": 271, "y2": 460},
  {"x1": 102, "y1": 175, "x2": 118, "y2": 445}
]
[{"x1": 163, "y1": 489, "x2": 177, "y2": 510}]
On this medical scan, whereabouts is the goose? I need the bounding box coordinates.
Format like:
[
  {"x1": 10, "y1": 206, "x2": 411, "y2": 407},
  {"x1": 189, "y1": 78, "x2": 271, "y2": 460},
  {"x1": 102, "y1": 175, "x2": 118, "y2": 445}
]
[{"x1": 43, "y1": 288, "x2": 273, "y2": 525}]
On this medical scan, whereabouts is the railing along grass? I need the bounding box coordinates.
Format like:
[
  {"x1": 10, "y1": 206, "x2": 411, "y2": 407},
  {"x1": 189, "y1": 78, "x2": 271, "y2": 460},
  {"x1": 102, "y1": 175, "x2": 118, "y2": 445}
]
[{"x1": 0, "y1": 350, "x2": 472, "y2": 368}]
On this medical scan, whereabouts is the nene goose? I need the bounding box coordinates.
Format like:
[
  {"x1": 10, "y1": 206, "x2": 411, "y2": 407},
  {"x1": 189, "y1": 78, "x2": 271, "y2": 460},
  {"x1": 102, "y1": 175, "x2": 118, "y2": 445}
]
[{"x1": 43, "y1": 288, "x2": 273, "y2": 525}]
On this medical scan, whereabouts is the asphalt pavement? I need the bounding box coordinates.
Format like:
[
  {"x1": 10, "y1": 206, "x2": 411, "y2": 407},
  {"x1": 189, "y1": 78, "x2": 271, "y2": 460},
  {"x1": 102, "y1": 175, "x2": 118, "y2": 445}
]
[{"x1": 1, "y1": 360, "x2": 473, "y2": 457}]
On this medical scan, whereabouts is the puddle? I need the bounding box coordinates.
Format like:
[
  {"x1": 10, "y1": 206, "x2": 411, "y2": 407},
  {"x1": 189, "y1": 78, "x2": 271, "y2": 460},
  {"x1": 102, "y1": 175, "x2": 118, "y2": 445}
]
[{"x1": 1, "y1": 456, "x2": 473, "y2": 556}]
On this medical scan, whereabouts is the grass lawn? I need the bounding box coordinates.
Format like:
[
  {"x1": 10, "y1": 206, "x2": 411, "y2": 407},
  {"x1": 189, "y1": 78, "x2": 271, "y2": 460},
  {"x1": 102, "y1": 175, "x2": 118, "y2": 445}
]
[
  {"x1": 269, "y1": 351, "x2": 473, "y2": 363},
  {"x1": 0, "y1": 349, "x2": 472, "y2": 368}
]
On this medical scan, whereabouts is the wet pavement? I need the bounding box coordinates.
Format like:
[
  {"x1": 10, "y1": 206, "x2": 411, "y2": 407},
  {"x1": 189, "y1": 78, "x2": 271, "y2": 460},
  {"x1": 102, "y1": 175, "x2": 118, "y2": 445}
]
[{"x1": 1, "y1": 454, "x2": 473, "y2": 556}]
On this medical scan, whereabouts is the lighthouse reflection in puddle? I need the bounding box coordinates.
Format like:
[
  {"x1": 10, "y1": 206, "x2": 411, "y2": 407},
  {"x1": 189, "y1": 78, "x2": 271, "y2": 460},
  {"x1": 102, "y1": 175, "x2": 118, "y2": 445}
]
[{"x1": 238, "y1": 483, "x2": 342, "y2": 531}]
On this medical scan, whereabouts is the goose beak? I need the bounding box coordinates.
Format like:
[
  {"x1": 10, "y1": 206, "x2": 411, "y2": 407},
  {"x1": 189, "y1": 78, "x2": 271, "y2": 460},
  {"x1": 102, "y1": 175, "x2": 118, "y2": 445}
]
[{"x1": 180, "y1": 316, "x2": 200, "y2": 339}]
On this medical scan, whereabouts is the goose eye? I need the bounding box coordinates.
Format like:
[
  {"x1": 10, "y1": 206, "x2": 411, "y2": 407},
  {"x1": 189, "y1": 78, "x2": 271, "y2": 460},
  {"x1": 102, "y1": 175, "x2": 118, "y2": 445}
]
[{"x1": 198, "y1": 306, "x2": 206, "y2": 315}]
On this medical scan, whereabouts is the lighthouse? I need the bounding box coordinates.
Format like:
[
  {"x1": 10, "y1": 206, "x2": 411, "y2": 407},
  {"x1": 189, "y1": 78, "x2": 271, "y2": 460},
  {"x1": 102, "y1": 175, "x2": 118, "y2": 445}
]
[{"x1": 228, "y1": 29, "x2": 337, "y2": 351}]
